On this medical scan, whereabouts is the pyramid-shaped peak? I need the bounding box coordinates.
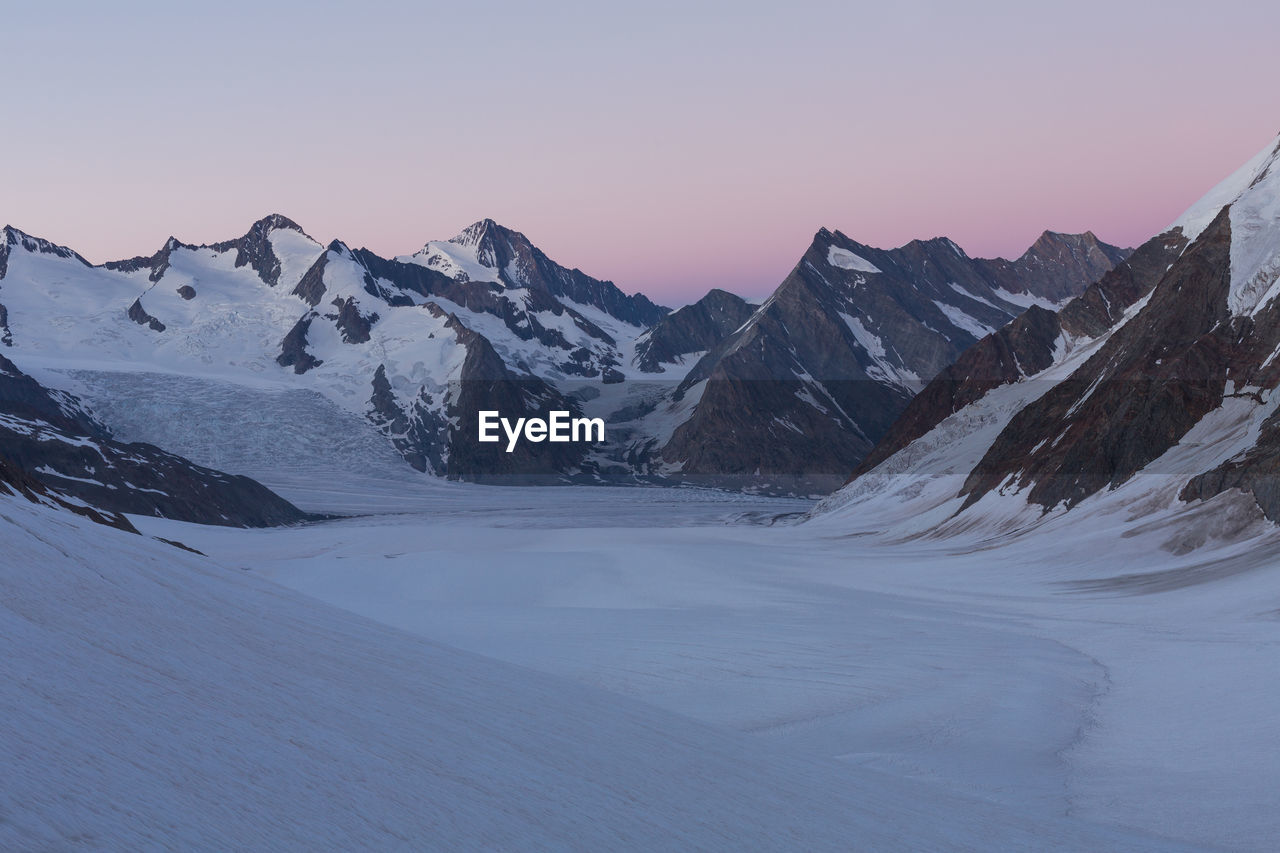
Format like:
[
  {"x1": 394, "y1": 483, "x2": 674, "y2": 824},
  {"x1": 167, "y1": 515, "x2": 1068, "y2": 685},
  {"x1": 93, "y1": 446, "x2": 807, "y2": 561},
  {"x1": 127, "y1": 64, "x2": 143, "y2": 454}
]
[{"x1": 450, "y1": 218, "x2": 529, "y2": 249}]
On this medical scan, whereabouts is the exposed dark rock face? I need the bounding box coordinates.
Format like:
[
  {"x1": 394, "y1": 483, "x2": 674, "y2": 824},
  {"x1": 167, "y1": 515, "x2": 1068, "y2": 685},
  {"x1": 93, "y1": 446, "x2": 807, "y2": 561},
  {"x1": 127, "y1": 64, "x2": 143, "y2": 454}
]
[
  {"x1": 104, "y1": 236, "x2": 187, "y2": 282},
  {"x1": 127, "y1": 298, "x2": 166, "y2": 332},
  {"x1": 367, "y1": 363, "x2": 448, "y2": 474},
  {"x1": 1183, "y1": 407, "x2": 1280, "y2": 522},
  {"x1": 0, "y1": 303, "x2": 10, "y2": 346},
  {"x1": 293, "y1": 247, "x2": 332, "y2": 306},
  {"x1": 978, "y1": 230, "x2": 1132, "y2": 304},
  {"x1": 208, "y1": 213, "x2": 309, "y2": 286},
  {"x1": 2, "y1": 226, "x2": 92, "y2": 270},
  {"x1": 443, "y1": 318, "x2": 591, "y2": 483},
  {"x1": 436, "y1": 219, "x2": 667, "y2": 327},
  {"x1": 0, "y1": 452, "x2": 139, "y2": 533},
  {"x1": 853, "y1": 232, "x2": 1185, "y2": 479},
  {"x1": 363, "y1": 305, "x2": 591, "y2": 482},
  {"x1": 177, "y1": 285, "x2": 197, "y2": 300},
  {"x1": 660, "y1": 274, "x2": 909, "y2": 492},
  {"x1": 330, "y1": 297, "x2": 377, "y2": 344},
  {"x1": 835, "y1": 136, "x2": 1280, "y2": 531},
  {"x1": 0, "y1": 353, "x2": 310, "y2": 527},
  {"x1": 656, "y1": 227, "x2": 1130, "y2": 491},
  {"x1": 0, "y1": 351, "x2": 111, "y2": 439},
  {"x1": 634, "y1": 289, "x2": 754, "y2": 372},
  {"x1": 277, "y1": 313, "x2": 323, "y2": 374},
  {"x1": 957, "y1": 212, "x2": 1232, "y2": 511},
  {"x1": 303, "y1": 237, "x2": 634, "y2": 380}
]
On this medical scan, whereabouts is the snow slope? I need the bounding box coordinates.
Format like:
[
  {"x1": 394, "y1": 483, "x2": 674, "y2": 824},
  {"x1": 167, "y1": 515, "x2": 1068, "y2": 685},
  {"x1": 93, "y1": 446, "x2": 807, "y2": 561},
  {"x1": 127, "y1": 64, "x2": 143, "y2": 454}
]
[
  {"x1": 0, "y1": 217, "x2": 678, "y2": 484},
  {"x1": 140, "y1": 485, "x2": 1280, "y2": 851},
  {"x1": 0, "y1": 492, "x2": 1199, "y2": 851},
  {"x1": 828, "y1": 132, "x2": 1280, "y2": 533}
]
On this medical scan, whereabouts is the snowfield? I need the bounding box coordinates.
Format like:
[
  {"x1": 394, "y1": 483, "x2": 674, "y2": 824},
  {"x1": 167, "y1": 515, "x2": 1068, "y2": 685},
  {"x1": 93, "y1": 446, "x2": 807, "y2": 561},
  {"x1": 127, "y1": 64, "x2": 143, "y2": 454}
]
[
  {"x1": 5, "y1": 489, "x2": 1218, "y2": 851},
  {"x1": 28, "y1": 478, "x2": 1254, "y2": 851}
]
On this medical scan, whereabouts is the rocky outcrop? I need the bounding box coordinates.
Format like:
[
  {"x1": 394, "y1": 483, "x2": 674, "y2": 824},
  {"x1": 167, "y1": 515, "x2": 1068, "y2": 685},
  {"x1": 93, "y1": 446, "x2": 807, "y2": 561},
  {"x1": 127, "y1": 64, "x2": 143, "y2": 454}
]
[
  {"x1": 208, "y1": 214, "x2": 310, "y2": 286},
  {"x1": 3, "y1": 226, "x2": 92, "y2": 270},
  {"x1": 104, "y1": 236, "x2": 187, "y2": 282},
  {"x1": 0, "y1": 353, "x2": 310, "y2": 527},
  {"x1": 367, "y1": 363, "x2": 448, "y2": 474},
  {"x1": 330, "y1": 297, "x2": 378, "y2": 344},
  {"x1": 978, "y1": 230, "x2": 1132, "y2": 304},
  {"x1": 634, "y1": 289, "x2": 753, "y2": 372},
  {"x1": 293, "y1": 247, "x2": 332, "y2": 306},
  {"x1": 277, "y1": 313, "x2": 323, "y2": 374},
  {"x1": 443, "y1": 318, "x2": 591, "y2": 483},
  {"x1": 364, "y1": 307, "x2": 592, "y2": 483},
  {"x1": 127, "y1": 298, "x2": 166, "y2": 332}
]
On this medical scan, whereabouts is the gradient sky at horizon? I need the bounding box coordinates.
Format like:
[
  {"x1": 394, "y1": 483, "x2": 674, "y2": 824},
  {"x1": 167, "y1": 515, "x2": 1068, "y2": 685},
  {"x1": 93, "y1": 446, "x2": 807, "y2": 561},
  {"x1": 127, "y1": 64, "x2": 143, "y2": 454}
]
[{"x1": 4, "y1": 1, "x2": 1279, "y2": 305}]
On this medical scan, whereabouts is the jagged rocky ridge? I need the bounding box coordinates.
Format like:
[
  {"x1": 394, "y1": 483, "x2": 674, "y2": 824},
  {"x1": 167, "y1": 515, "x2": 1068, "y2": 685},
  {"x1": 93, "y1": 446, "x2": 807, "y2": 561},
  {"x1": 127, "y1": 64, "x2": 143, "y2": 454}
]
[
  {"x1": 830, "y1": 132, "x2": 1280, "y2": 527},
  {"x1": 0, "y1": 214, "x2": 1125, "y2": 492},
  {"x1": 633, "y1": 228, "x2": 1129, "y2": 492},
  {"x1": 0, "y1": 217, "x2": 656, "y2": 483}
]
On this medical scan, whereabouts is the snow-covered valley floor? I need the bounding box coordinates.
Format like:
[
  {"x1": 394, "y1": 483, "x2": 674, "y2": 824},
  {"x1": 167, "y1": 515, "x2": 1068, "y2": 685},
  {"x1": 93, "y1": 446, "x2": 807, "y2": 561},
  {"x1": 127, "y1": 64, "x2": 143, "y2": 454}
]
[{"x1": 6, "y1": 479, "x2": 1278, "y2": 850}]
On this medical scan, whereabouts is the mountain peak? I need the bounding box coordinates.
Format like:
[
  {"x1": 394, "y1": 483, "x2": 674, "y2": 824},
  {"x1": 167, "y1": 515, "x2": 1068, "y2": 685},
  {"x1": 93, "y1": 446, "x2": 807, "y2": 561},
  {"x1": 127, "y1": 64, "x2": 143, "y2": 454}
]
[
  {"x1": 1030, "y1": 230, "x2": 1102, "y2": 249},
  {"x1": 452, "y1": 218, "x2": 504, "y2": 248},
  {"x1": 1, "y1": 226, "x2": 90, "y2": 266},
  {"x1": 449, "y1": 219, "x2": 535, "y2": 258},
  {"x1": 243, "y1": 213, "x2": 309, "y2": 242}
]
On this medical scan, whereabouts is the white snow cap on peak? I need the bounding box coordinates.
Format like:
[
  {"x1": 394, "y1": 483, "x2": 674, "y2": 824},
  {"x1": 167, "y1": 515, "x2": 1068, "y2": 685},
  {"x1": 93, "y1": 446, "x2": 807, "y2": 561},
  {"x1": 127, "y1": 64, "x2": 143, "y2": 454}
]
[
  {"x1": 450, "y1": 218, "x2": 500, "y2": 248},
  {"x1": 401, "y1": 220, "x2": 504, "y2": 283},
  {"x1": 1169, "y1": 131, "x2": 1280, "y2": 244},
  {"x1": 1166, "y1": 131, "x2": 1280, "y2": 316}
]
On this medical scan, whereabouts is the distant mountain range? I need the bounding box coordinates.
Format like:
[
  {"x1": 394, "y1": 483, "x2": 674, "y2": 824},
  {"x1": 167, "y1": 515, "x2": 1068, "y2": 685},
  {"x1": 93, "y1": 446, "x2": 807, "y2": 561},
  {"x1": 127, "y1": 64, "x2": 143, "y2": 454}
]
[{"x1": 0, "y1": 208, "x2": 1129, "y2": 518}]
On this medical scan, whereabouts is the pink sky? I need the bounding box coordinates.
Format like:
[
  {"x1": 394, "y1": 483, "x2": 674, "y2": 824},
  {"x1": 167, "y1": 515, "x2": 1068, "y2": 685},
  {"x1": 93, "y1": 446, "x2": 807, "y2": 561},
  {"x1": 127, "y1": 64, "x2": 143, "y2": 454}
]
[{"x1": 4, "y1": 2, "x2": 1278, "y2": 305}]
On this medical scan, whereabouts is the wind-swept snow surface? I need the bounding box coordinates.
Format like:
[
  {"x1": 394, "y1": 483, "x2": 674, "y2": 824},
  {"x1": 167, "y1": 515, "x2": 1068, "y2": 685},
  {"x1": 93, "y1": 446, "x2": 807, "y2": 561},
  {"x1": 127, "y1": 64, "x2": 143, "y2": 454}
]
[
  {"x1": 133, "y1": 485, "x2": 1280, "y2": 851},
  {"x1": 3, "y1": 492, "x2": 1199, "y2": 851}
]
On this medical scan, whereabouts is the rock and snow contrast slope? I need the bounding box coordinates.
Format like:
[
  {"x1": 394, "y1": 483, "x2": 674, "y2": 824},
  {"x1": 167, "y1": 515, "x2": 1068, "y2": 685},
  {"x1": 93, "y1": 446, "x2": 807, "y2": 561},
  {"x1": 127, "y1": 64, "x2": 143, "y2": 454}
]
[
  {"x1": 0, "y1": 350, "x2": 306, "y2": 527},
  {"x1": 824, "y1": 131, "x2": 1280, "y2": 536},
  {"x1": 0, "y1": 214, "x2": 1124, "y2": 493},
  {"x1": 1, "y1": 491, "x2": 1208, "y2": 852},
  {"x1": 640, "y1": 227, "x2": 1128, "y2": 493},
  {"x1": 0, "y1": 217, "x2": 668, "y2": 485}
]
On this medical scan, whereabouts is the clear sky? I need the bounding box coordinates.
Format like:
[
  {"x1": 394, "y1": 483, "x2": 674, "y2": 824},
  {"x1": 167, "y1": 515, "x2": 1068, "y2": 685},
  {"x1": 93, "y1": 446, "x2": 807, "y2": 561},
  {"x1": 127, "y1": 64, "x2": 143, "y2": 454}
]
[{"x1": 4, "y1": 0, "x2": 1278, "y2": 305}]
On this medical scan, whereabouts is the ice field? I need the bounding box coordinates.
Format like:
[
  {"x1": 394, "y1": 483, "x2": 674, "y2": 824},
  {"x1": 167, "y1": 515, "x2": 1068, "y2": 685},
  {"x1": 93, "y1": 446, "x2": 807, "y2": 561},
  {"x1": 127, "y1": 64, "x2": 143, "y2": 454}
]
[{"x1": 110, "y1": 479, "x2": 1280, "y2": 851}]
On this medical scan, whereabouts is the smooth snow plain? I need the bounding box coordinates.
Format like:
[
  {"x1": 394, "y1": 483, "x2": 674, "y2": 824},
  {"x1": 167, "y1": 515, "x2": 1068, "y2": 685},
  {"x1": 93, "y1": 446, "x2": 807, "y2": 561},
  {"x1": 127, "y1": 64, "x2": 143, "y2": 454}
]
[{"x1": 76, "y1": 470, "x2": 1274, "y2": 851}]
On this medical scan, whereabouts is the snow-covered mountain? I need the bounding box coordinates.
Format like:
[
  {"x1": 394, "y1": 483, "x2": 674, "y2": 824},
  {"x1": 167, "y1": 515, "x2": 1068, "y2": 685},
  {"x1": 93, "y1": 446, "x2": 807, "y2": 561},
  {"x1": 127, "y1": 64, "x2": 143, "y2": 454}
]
[
  {"x1": 822, "y1": 131, "x2": 1280, "y2": 535},
  {"x1": 0, "y1": 216, "x2": 674, "y2": 485},
  {"x1": 627, "y1": 227, "x2": 1129, "y2": 493},
  {"x1": 0, "y1": 213, "x2": 1126, "y2": 494}
]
